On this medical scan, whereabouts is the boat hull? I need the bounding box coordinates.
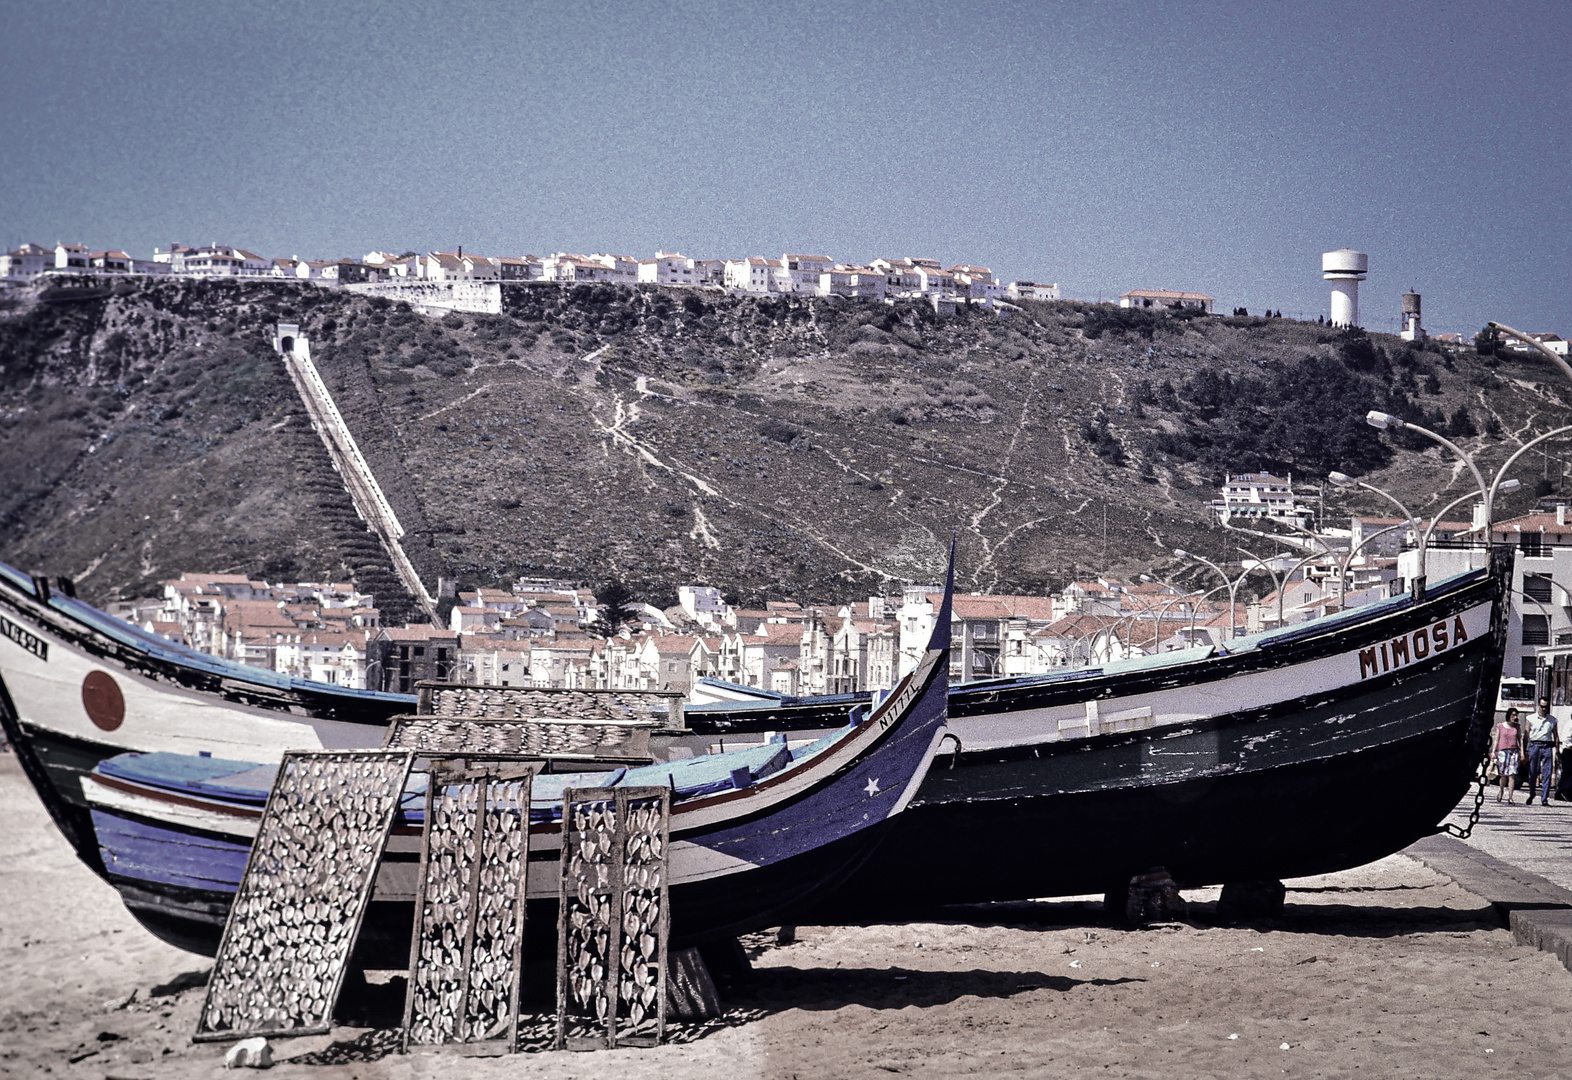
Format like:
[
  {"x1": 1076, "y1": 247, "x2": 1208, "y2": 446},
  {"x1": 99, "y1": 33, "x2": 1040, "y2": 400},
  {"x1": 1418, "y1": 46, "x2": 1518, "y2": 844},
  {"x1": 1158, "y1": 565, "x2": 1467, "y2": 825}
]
[
  {"x1": 835, "y1": 627, "x2": 1494, "y2": 910},
  {"x1": 90, "y1": 808, "x2": 895, "y2": 963},
  {"x1": 2, "y1": 556, "x2": 1506, "y2": 921}
]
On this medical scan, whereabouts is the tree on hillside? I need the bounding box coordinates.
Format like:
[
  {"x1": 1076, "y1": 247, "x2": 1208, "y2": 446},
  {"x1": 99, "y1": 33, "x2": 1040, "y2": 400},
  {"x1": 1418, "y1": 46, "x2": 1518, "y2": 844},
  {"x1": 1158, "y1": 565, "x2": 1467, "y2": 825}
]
[{"x1": 590, "y1": 579, "x2": 636, "y2": 639}]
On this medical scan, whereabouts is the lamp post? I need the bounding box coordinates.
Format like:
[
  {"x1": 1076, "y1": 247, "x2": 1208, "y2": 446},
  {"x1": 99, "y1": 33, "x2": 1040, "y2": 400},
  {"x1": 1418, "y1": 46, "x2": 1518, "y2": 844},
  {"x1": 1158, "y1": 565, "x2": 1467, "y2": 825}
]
[
  {"x1": 1337, "y1": 519, "x2": 1417, "y2": 606},
  {"x1": 1174, "y1": 549, "x2": 1279, "y2": 640},
  {"x1": 1424, "y1": 481, "x2": 1521, "y2": 552},
  {"x1": 1485, "y1": 426, "x2": 1572, "y2": 543},
  {"x1": 1487, "y1": 322, "x2": 1572, "y2": 388},
  {"x1": 1175, "y1": 549, "x2": 1241, "y2": 638},
  {"x1": 1328, "y1": 471, "x2": 1429, "y2": 592},
  {"x1": 1234, "y1": 543, "x2": 1283, "y2": 632},
  {"x1": 1185, "y1": 583, "x2": 1232, "y2": 648},
  {"x1": 1150, "y1": 588, "x2": 1207, "y2": 651},
  {"x1": 1366, "y1": 410, "x2": 1491, "y2": 525}
]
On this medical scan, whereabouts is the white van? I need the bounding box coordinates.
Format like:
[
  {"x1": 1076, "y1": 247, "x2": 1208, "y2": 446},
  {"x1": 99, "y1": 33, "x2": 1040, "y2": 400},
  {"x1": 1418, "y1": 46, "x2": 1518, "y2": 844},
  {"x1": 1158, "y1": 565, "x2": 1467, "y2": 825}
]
[{"x1": 1497, "y1": 676, "x2": 1537, "y2": 722}]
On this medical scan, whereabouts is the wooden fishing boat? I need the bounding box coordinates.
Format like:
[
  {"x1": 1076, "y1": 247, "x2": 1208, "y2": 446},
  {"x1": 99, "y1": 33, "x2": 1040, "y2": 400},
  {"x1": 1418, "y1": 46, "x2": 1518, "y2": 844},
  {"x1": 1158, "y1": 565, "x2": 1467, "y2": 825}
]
[
  {"x1": 73, "y1": 567, "x2": 955, "y2": 959},
  {"x1": 0, "y1": 548, "x2": 1509, "y2": 918}
]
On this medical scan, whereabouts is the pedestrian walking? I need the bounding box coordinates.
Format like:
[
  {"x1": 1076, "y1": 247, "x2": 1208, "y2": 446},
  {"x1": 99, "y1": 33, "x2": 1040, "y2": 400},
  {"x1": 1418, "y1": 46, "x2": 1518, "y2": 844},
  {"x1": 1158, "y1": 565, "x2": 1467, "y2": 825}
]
[
  {"x1": 1525, "y1": 697, "x2": 1559, "y2": 806},
  {"x1": 1494, "y1": 707, "x2": 1522, "y2": 804}
]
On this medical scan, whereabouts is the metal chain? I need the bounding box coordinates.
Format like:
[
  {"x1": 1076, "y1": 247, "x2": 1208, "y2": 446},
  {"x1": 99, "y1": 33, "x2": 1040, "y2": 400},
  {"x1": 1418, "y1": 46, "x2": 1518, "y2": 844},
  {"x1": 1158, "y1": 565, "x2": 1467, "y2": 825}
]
[{"x1": 1439, "y1": 756, "x2": 1490, "y2": 839}]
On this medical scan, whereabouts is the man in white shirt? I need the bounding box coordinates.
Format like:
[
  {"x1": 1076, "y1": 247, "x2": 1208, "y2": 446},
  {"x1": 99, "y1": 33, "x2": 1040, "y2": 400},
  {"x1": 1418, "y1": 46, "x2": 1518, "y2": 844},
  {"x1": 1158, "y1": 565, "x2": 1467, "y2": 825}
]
[{"x1": 1525, "y1": 697, "x2": 1559, "y2": 806}]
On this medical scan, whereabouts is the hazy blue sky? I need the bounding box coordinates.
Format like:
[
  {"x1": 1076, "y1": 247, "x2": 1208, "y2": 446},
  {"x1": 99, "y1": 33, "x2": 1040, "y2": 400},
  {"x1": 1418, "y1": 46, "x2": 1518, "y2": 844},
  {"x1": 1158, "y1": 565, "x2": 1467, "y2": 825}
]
[{"x1": 3, "y1": 0, "x2": 1568, "y2": 336}]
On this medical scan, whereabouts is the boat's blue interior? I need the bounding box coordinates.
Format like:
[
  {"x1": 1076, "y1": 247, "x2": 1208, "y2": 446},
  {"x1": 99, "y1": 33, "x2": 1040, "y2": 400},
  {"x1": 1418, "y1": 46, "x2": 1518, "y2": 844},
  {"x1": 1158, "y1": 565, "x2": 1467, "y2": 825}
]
[
  {"x1": 91, "y1": 724, "x2": 855, "y2": 826},
  {"x1": 687, "y1": 679, "x2": 866, "y2": 711}
]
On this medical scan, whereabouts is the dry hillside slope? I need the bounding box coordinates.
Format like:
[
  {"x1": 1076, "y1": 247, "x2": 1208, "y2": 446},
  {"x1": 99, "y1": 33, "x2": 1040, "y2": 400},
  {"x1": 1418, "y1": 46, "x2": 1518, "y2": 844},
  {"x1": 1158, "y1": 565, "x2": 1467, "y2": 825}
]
[{"x1": 1, "y1": 276, "x2": 1565, "y2": 614}]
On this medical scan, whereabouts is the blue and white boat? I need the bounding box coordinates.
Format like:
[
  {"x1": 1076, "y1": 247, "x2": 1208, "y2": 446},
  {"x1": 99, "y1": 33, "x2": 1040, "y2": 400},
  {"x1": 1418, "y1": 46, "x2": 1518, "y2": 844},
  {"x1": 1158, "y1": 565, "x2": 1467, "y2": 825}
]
[
  {"x1": 76, "y1": 563, "x2": 957, "y2": 957},
  {"x1": 0, "y1": 546, "x2": 1510, "y2": 926}
]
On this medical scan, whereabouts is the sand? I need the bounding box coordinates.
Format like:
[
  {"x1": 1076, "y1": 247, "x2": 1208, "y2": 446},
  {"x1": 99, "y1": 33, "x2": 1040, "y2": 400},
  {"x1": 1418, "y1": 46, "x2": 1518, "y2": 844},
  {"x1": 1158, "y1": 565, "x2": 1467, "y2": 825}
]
[{"x1": 4, "y1": 752, "x2": 1571, "y2": 1079}]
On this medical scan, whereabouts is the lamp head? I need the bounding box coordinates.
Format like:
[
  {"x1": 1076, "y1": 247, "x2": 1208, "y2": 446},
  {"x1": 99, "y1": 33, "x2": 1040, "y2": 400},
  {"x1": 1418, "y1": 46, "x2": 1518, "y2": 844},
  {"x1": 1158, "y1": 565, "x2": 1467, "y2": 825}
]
[
  {"x1": 1327, "y1": 471, "x2": 1355, "y2": 488},
  {"x1": 1174, "y1": 548, "x2": 1190, "y2": 559},
  {"x1": 1366, "y1": 410, "x2": 1404, "y2": 430},
  {"x1": 1500, "y1": 478, "x2": 1522, "y2": 494}
]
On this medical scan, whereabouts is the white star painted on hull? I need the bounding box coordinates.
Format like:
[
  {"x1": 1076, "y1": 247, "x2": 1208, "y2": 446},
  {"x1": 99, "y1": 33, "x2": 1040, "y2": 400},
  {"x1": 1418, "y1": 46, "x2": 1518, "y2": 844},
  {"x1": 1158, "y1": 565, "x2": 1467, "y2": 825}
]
[{"x1": 864, "y1": 777, "x2": 881, "y2": 797}]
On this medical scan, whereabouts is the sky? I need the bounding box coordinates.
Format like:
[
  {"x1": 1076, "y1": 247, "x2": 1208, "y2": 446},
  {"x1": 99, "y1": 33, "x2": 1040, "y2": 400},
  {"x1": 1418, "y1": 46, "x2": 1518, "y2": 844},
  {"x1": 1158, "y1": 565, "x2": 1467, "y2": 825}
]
[{"x1": 3, "y1": 0, "x2": 1569, "y2": 338}]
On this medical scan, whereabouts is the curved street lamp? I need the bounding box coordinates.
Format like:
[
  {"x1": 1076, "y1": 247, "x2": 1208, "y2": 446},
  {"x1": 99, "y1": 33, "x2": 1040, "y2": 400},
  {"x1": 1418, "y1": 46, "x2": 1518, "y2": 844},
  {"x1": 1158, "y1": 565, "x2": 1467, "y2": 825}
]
[
  {"x1": 1328, "y1": 470, "x2": 1430, "y2": 589},
  {"x1": 1234, "y1": 543, "x2": 1284, "y2": 630},
  {"x1": 1485, "y1": 426, "x2": 1572, "y2": 543},
  {"x1": 1184, "y1": 583, "x2": 1231, "y2": 649},
  {"x1": 1175, "y1": 548, "x2": 1280, "y2": 640},
  {"x1": 1488, "y1": 322, "x2": 1572, "y2": 387},
  {"x1": 1337, "y1": 519, "x2": 1417, "y2": 606},
  {"x1": 1424, "y1": 480, "x2": 1520, "y2": 552},
  {"x1": 1366, "y1": 410, "x2": 1490, "y2": 524}
]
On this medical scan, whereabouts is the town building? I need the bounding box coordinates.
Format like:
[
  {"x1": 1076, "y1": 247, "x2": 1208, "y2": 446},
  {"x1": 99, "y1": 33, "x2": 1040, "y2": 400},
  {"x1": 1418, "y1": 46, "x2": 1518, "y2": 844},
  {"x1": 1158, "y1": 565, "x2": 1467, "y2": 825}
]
[
  {"x1": 777, "y1": 254, "x2": 835, "y2": 294},
  {"x1": 723, "y1": 257, "x2": 779, "y2": 294},
  {"x1": 1007, "y1": 281, "x2": 1060, "y2": 302},
  {"x1": 1209, "y1": 472, "x2": 1312, "y2": 524},
  {"x1": 818, "y1": 266, "x2": 887, "y2": 301},
  {"x1": 54, "y1": 243, "x2": 91, "y2": 270},
  {"x1": 2, "y1": 243, "x2": 53, "y2": 280},
  {"x1": 639, "y1": 252, "x2": 703, "y2": 286},
  {"x1": 370, "y1": 625, "x2": 460, "y2": 693},
  {"x1": 1119, "y1": 288, "x2": 1215, "y2": 314}
]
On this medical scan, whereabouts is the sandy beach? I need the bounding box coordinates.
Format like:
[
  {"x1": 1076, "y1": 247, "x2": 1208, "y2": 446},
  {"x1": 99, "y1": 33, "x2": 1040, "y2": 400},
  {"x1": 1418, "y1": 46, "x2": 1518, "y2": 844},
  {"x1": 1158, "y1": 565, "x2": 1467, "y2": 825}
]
[{"x1": 5, "y1": 752, "x2": 1572, "y2": 1079}]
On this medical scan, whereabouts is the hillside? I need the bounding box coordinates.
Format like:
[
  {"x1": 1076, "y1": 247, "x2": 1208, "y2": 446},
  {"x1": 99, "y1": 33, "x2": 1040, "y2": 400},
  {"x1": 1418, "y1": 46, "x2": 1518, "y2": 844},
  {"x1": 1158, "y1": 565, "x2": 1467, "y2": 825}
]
[{"x1": 1, "y1": 276, "x2": 1566, "y2": 616}]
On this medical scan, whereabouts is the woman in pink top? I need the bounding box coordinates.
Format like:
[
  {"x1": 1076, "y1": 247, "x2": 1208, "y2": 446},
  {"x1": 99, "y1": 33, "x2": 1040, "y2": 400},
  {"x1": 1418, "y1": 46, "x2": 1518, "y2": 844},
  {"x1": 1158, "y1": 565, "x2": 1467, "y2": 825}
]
[{"x1": 1493, "y1": 707, "x2": 1522, "y2": 804}]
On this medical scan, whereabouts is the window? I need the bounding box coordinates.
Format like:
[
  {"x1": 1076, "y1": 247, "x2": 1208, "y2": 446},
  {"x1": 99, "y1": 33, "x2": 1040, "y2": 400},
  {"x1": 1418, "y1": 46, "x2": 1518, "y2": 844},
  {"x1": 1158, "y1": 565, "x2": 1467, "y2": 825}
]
[
  {"x1": 1523, "y1": 657, "x2": 1540, "y2": 680},
  {"x1": 1521, "y1": 533, "x2": 1544, "y2": 557},
  {"x1": 1525, "y1": 575, "x2": 1555, "y2": 603},
  {"x1": 1523, "y1": 613, "x2": 1550, "y2": 646}
]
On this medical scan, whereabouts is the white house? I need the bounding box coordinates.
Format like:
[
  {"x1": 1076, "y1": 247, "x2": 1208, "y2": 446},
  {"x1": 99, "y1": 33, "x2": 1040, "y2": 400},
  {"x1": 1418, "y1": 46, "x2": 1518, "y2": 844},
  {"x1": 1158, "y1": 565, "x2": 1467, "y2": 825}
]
[
  {"x1": 949, "y1": 265, "x2": 1003, "y2": 300},
  {"x1": 778, "y1": 253, "x2": 834, "y2": 294},
  {"x1": 914, "y1": 264, "x2": 956, "y2": 296},
  {"x1": 1120, "y1": 288, "x2": 1215, "y2": 314},
  {"x1": 54, "y1": 243, "x2": 91, "y2": 270},
  {"x1": 1209, "y1": 471, "x2": 1311, "y2": 524},
  {"x1": 88, "y1": 250, "x2": 131, "y2": 273},
  {"x1": 296, "y1": 259, "x2": 340, "y2": 280},
  {"x1": 818, "y1": 265, "x2": 887, "y2": 301},
  {"x1": 2, "y1": 243, "x2": 53, "y2": 280},
  {"x1": 462, "y1": 253, "x2": 499, "y2": 279},
  {"x1": 174, "y1": 245, "x2": 269, "y2": 276},
  {"x1": 638, "y1": 252, "x2": 702, "y2": 286},
  {"x1": 724, "y1": 257, "x2": 779, "y2": 294},
  {"x1": 870, "y1": 257, "x2": 944, "y2": 296},
  {"x1": 364, "y1": 252, "x2": 417, "y2": 278},
  {"x1": 587, "y1": 254, "x2": 638, "y2": 283},
  {"x1": 542, "y1": 253, "x2": 618, "y2": 283},
  {"x1": 1007, "y1": 281, "x2": 1060, "y2": 302},
  {"x1": 678, "y1": 585, "x2": 729, "y2": 628}
]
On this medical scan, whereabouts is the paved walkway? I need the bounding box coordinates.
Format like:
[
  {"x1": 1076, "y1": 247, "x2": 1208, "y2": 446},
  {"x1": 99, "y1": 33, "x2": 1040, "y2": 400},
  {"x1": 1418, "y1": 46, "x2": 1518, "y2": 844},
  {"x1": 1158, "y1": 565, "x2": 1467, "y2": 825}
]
[
  {"x1": 1405, "y1": 786, "x2": 1572, "y2": 974},
  {"x1": 1435, "y1": 786, "x2": 1572, "y2": 892}
]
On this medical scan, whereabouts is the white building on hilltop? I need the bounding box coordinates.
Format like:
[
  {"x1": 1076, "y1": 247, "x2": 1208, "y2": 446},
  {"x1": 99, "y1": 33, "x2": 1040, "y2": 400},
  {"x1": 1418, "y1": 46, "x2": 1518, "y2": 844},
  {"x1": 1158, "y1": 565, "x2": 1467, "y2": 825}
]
[
  {"x1": 2, "y1": 243, "x2": 54, "y2": 280},
  {"x1": 1007, "y1": 281, "x2": 1060, "y2": 302},
  {"x1": 1120, "y1": 288, "x2": 1215, "y2": 313}
]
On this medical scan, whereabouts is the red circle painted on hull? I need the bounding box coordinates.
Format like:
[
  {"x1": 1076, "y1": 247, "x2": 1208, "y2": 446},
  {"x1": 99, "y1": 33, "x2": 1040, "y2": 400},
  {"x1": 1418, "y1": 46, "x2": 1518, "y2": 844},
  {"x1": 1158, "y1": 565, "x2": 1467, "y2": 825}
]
[{"x1": 82, "y1": 671, "x2": 125, "y2": 732}]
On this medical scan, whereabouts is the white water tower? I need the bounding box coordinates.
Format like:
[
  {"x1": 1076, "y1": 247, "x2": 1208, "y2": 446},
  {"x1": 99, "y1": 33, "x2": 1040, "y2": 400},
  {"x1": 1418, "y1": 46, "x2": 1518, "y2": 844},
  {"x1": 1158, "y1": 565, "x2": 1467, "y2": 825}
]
[{"x1": 1322, "y1": 248, "x2": 1368, "y2": 328}]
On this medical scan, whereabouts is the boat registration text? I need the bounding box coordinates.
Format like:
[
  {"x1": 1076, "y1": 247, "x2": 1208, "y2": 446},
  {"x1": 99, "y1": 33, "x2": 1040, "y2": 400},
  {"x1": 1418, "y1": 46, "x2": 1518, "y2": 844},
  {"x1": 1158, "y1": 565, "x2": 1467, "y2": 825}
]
[{"x1": 0, "y1": 614, "x2": 47, "y2": 662}]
